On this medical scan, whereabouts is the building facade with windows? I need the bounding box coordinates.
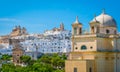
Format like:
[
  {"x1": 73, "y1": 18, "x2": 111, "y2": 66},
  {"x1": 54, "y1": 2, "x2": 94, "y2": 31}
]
[
  {"x1": 0, "y1": 25, "x2": 28, "y2": 55},
  {"x1": 65, "y1": 10, "x2": 120, "y2": 72},
  {"x1": 20, "y1": 24, "x2": 71, "y2": 53},
  {"x1": 0, "y1": 24, "x2": 71, "y2": 55}
]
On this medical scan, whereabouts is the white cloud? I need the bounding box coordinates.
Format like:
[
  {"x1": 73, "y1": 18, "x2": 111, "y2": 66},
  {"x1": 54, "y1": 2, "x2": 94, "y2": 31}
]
[{"x1": 0, "y1": 18, "x2": 21, "y2": 22}]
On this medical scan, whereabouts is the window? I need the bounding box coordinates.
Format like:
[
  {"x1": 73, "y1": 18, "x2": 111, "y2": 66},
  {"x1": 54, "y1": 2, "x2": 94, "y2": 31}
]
[
  {"x1": 79, "y1": 28, "x2": 82, "y2": 34},
  {"x1": 91, "y1": 26, "x2": 94, "y2": 33},
  {"x1": 90, "y1": 46, "x2": 93, "y2": 49},
  {"x1": 74, "y1": 67, "x2": 77, "y2": 72},
  {"x1": 106, "y1": 29, "x2": 110, "y2": 34},
  {"x1": 81, "y1": 45, "x2": 87, "y2": 50},
  {"x1": 51, "y1": 49, "x2": 53, "y2": 52},
  {"x1": 74, "y1": 27, "x2": 77, "y2": 35},
  {"x1": 89, "y1": 67, "x2": 92, "y2": 72},
  {"x1": 55, "y1": 43, "x2": 57, "y2": 45},
  {"x1": 75, "y1": 47, "x2": 78, "y2": 50}
]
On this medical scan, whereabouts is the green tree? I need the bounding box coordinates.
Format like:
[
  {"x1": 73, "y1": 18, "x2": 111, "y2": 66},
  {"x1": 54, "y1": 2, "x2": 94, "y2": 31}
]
[
  {"x1": 1, "y1": 54, "x2": 11, "y2": 61},
  {"x1": 54, "y1": 69, "x2": 65, "y2": 72},
  {"x1": 51, "y1": 56, "x2": 60, "y2": 68},
  {"x1": 1, "y1": 54, "x2": 11, "y2": 63},
  {"x1": 51, "y1": 53, "x2": 66, "y2": 70},
  {"x1": 31, "y1": 62, "x2": 53, "y2": 72},
  {"x1": 15, "y1": 65, "x2": 24, "y2": 72},
  {"x1": 20, "y1": 55, "x2": 31, "y2": 64},
  {"x1": 61, "y1": 54, "x2": 67, "y2": 60},
  {"x1": 2, "y1": 63, "x2": 15, "y2": 72},
  {"x1": 1, "y1": 54, "x2": 66, "y2": 72},
  {"x1": 28, "y1": 59, "x2": 36, "y2": 66},
  {"x1": 38, "y1": 54, "x2": 52, "y2": 64}
]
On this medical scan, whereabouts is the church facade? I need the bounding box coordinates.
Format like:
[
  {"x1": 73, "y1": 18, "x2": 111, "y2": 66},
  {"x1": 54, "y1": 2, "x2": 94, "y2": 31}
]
[
  {"x1": 65, "y1": 10, "x2": 120, "y2": 72},
  {"x1": 0, "y1": 25, "x2": 28, "y2": 44}
]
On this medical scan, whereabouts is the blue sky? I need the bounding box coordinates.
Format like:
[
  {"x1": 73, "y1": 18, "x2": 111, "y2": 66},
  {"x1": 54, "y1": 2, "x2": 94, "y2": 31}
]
[{"x1": 0, "y1": 0, "x2": 120, "y2": 35}]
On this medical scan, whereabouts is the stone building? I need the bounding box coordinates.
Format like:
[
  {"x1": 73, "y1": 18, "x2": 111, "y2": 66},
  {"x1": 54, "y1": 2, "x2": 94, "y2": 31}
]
[
  {"x1": 10, "y1": 25, "x2": 28, "y2": 37},
  {"x1": 0, "y1": 25, "x2": 28, "y2": 44},
  {"x1": 11, "y1": 39, "x2": 24, "y2": 65},
  {"x1": 0, "y1": 26, "x2": 27, "y2": 55},
  {"x1": 52, "y1": 23, "x2": 64, "y2": 31},
  {"x1": 0, "y1": 35, "x2": 10, "y2": 44},
  {"x1": 12, "y1": 47, "x2": 24, "y2": 65},
  {"x1": 65, "y1": 10, "x2": 120, "y2": 72}
]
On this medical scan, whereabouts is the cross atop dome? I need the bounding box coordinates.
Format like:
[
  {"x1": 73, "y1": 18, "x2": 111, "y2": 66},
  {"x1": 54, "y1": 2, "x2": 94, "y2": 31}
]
[
  {"x1": 102, "y1": 8, "x2": 106, "y2": 14},
  {"x1": 94, "y1": 14, "x2": 97, "y2": 21}
]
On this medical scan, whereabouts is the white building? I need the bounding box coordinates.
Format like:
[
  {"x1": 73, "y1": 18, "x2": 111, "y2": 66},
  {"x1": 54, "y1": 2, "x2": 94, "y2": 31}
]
[
  {"x1": 0, "y1": 23, "x2": 71, "y2": 55},
  {"x1": 0, "y1": 43, "x2": 12, "y2": 55},
  {"x1": 20, "y1": 24, "x2": 71, "y2": 53}
]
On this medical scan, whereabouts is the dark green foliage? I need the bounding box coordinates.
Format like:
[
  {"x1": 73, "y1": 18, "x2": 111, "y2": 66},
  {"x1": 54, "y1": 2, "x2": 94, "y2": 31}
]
[
  {"x1": 1, "y1": 53, "x2": 67, "y2": 72},
  {"x1": 2, "y1": 63, "x2": 15, "y2": 72},
  {"x1": 1, "y1": 54, "x2": 11, "y2": 61},
  {"x1": 20, "y1": 55, "x2": 31, "y2": 64}
]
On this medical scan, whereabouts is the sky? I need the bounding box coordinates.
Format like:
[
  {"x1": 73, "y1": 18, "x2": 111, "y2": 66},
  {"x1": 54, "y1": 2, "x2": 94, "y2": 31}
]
[{"x1": 0, "y1": 0, "x2": 120, "y2": 35}]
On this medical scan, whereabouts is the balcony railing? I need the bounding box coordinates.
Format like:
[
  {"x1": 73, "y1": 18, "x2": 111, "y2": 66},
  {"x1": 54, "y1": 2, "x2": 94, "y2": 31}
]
[{"x1": 72, "y1": 33, "x2": 120, "y2": 38}]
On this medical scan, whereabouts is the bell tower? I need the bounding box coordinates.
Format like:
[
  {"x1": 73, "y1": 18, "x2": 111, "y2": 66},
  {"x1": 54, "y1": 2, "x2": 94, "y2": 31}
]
[
  {"x1": 60, "y1": 22, "x2": 64, "y2": 31},
  {"x1": 90, "y1": 14, "x2": 100, "y2": 34},
  {"x1": 72, "y1": 16, "x2": 82, "y2": 35}
]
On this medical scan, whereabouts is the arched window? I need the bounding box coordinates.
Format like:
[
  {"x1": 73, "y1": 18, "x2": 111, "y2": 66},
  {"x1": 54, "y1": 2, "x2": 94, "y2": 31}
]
[
  {"x1": 106, "y1": 29, "x2": 110, "y2": 34},
  {"x1": 81, "y1": 45, "x2": 87, "y2": 50},
  {"x1": 74, "y1": 27, "x2": 77, "y2": 35},
  {"x1": 79, "y1": 28, "x2": 82, "y2": 34},
  {"x1": 91, "y1": 26, "x2": 94, "y2": 33}
]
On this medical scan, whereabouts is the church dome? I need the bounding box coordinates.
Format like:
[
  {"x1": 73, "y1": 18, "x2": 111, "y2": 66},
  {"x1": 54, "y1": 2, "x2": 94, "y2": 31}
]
[{"x1": 90, "y1": 10, "x2": 117, "y2": 27}]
